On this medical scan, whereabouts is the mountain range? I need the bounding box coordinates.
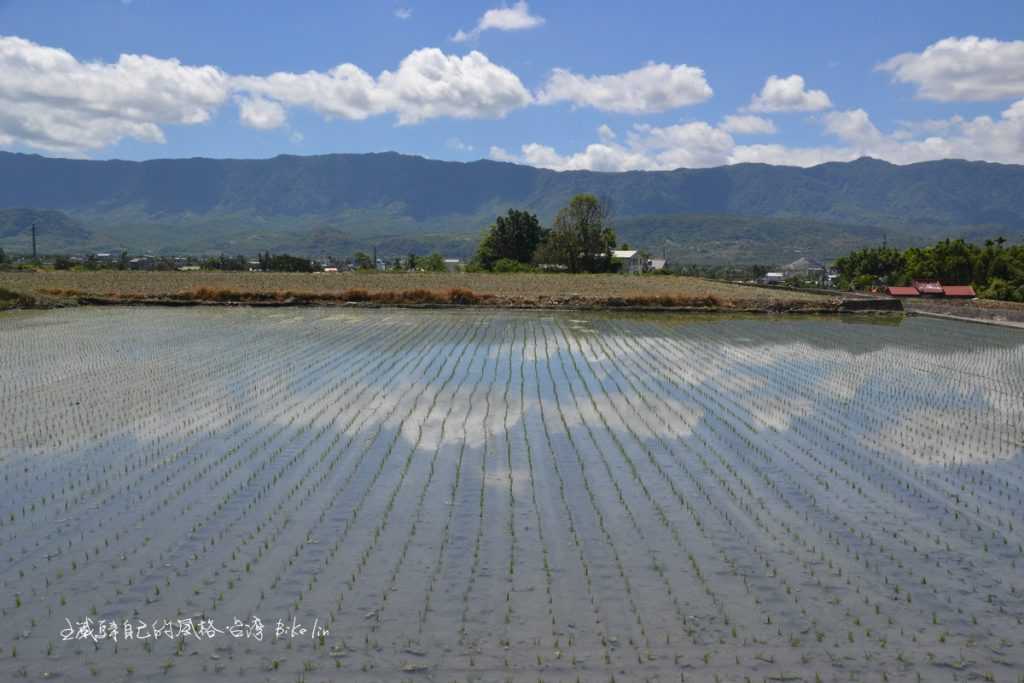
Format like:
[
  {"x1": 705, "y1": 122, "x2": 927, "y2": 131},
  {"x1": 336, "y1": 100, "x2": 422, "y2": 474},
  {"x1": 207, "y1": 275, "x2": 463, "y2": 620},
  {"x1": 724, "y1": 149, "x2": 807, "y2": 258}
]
[{"x1": 1, "y1": 151, "x2": 1023, "y2": 263}]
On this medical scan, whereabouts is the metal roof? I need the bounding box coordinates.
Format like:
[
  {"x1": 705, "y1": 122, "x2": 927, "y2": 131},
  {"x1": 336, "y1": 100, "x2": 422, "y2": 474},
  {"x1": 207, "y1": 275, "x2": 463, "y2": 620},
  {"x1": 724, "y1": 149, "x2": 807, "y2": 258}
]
[
  {"x1": 612, "y1": 250, "x2": 638, "y2": 258},
  {"x1": 887, "y1": 286, "x2": 920, "y2": 297},
  {"x1": 943, "y1": 285, "x2": 976, "y2": 297}
]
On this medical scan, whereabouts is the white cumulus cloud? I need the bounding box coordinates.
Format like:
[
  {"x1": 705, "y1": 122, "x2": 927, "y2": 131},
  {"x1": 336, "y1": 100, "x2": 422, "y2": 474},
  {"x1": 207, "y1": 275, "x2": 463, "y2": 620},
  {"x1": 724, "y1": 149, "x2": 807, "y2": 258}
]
[
  {"x1": 747, "y1": 74, "x2": 831, "y2": 112},
  {"x1": 536, "y1": 62, "x2": 712, "y2": 114},
  {"x1": 0, "y1": 36, "x2": 533, "y2": 153},
  {"x1": 394, "y1": 7, "x2": 412, "y2": 20},
  {"x1": 236, "y1": 95, "x2": 287, "y2": 129},
  {"x1": 878, "y1": 36, "x2": 1024, "y2": 102},
  {"x1": 719, "y1": 114, "x2": 776, "y2": 134},
  {"x1": 490, "y1": 97, "x2": 1024, "y2": 171},
  {"x1": 452, "y1": 1, "x2": 544, "y2": 42},
  {"x1": 234, "y1": 48, "x2": 532, "y2": 125},
  {"x1": 0, "y1": 35, "x2": 230, "y2": 153}
]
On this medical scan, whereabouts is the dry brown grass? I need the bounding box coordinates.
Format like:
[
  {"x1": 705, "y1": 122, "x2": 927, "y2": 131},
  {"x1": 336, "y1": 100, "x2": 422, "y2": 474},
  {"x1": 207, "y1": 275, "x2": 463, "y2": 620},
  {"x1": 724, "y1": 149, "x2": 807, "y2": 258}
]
[{"x1": 0, "y1": 286, "x2": 35, "y2": 310}]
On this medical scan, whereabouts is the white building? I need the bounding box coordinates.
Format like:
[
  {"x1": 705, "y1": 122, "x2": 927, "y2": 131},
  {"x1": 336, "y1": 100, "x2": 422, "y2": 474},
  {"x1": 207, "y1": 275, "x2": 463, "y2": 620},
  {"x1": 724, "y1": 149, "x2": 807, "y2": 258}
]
[{"x1": 612, "y1": 249, "x2": 642, "y2": 274}]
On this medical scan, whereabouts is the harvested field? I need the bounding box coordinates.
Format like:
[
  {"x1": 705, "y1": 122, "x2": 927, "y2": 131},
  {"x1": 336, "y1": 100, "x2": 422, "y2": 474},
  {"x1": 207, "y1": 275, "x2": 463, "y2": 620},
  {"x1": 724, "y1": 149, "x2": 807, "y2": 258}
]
[
  {"x1": 0, "y1": 307, "x2": 1022, "y2": 682},
  {"x1": 0, "y1": 271, "x2": 832, "y2": 311}
]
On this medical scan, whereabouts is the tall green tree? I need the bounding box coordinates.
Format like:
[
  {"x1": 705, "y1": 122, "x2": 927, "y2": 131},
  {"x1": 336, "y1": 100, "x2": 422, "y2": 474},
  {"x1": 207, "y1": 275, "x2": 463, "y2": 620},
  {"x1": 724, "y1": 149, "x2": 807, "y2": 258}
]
[
  {"x1": 473, "y1": 209, "x2": 546, "y2": 270},
  {"x1": 353, "y1": 251, "x2": 374, "y2": 270},
  {"x1": 834, "y1": 246, "x2": 905, "y2": 282},
  {"x1": 536, "y1": 194, "x2": 616, "y2": 273},
  {"x1": 422, "y1": 253, "x2": 446, "y2": 272}
]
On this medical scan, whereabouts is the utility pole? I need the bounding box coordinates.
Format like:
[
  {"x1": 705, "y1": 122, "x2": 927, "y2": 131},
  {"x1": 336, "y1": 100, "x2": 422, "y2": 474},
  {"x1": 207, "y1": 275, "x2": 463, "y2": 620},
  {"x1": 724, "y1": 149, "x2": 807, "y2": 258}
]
[{"x1": 31, "y1": 223, "x2": 37, "y2": 260}]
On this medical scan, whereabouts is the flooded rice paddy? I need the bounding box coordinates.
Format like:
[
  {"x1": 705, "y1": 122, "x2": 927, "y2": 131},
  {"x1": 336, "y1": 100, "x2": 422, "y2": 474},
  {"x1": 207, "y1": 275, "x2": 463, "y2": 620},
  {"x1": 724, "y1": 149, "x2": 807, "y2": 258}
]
[{"x1": 1, "y1": 307, "x2": 1023, "y2": 682}]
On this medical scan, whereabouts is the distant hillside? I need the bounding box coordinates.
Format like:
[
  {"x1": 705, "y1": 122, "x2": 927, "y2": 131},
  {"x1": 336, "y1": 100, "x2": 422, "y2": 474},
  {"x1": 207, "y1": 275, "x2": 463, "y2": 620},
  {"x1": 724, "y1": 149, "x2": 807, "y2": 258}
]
[{"x1": 0, "y1": 151, "x2": 1022, "y2": 261}]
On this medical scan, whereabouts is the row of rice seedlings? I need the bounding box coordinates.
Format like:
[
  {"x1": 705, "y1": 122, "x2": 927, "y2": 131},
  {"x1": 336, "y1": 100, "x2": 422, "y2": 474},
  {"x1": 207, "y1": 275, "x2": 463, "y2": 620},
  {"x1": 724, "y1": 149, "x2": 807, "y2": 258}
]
[
  {"x1": 586, "y1": 323, "x2": 798, "y2": 657},
  {"x1": 6, "y1": 313, "x2": 432, "y2": 676},
  {"x1": 526, "y1": 321, "x2": 627, "y2": 673},
  {"x1": 415, "y1": 320, "x2": 494, "y2": 641},
  {"x1": 574, "y1": 324, "x2": 776, "y2": 648},
  {"x1": 618, "y1": 319, "x2": 1019, "y2": 671},
  {"x1": 455, "y1": 318, "x2": 502, "y2": 658},
  {"x1": 716, "y1": 329, "x2": 1024, "y2": 642},
  {"x1": 5, "y1": 315, "x2": 385, "y2": 643},
  {"x1": 349, "y1": 316, "x2": 486, "y2": 642},
  {"x1": 188, "y1": 315, "x2": 455, "y2": 619},
  {"x1": 536, "y1": 321, "x2": 653, "y2": 670},
  {"x1": 709, "y1": 325, "x2": 1020, "y2": 598},
  {"x1": 554, "y1": 321, "x2": 736, "y2": 652},
  {"x1": 267, "y1": 317, "x2": 479, "y2": 677},
  {"x1": 227, "y1": 317, "x2": 463, "y2": 620},
  {"x1": 2, "y1": 312, "x2": 371, "y2": 559},
  {"x1": 598, "y1": 325, "x2": 905, "y2": 663},
  {"x1": 626, "y1": 322, "x2": 917, "y2": 651}
]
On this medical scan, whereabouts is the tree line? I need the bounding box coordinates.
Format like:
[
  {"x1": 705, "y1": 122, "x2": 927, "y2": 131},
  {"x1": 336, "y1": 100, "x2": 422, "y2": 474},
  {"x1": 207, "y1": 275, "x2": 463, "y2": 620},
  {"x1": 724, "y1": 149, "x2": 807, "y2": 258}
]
[
  {"x1": 471, "y1": 194, "x2": 618, "y2": 273},
  {"x1": 834, "y1": 237, "x2": 1024, "y2": 301}
]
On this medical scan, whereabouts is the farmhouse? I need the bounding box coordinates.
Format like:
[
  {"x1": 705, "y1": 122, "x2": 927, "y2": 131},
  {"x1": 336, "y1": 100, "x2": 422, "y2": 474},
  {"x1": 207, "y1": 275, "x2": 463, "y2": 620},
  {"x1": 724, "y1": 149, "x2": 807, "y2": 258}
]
[
  {"x1": 612, "y1": 249, "x2": 642, "y2": 274},
  {"x1": 782, "y1": 257, "x2": 825, "y2": 278}
]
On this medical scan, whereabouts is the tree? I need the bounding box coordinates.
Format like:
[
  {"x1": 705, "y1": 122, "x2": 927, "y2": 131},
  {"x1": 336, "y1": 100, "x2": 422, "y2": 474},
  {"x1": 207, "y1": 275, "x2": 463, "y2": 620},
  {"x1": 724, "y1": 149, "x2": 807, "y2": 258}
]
[
  {"x1": 538, "y1": 194, "x2": 616, "y2": 273},
  {"x1": 834, "y1": 246, "x2": 905, "y2": 284},
  {"x1": 422, "y1": 253, "x2": 446, "y2": 272},
  {"x1": 473, "y1": 209, "x2": 546, "y2": 270},
  {"x1": 406, "y1": 253, "x2": 418, "y2": 271},
  {"x1": 493, "y1": 258, "x2": 531, "y2": 273},
  {"x1": 0, "y1": 248, "x2": 6, "y2": 266},
  {"x1": 353, "y1": 251, "x2": 374, "y2": 270},
  {"x1": 833, "y1": 237, "x2": 1024, "y2": 301},
  {"x1": 261, "y1": 252, "x2": 315, "y2": 272}
]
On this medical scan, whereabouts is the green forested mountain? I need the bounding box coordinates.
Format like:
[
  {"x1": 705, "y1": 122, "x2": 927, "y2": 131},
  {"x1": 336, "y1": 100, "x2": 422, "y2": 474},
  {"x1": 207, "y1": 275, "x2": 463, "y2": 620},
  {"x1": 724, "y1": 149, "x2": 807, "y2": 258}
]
[{"x1": 1, "y1": 151, "x2": 1022, "y2": 261}]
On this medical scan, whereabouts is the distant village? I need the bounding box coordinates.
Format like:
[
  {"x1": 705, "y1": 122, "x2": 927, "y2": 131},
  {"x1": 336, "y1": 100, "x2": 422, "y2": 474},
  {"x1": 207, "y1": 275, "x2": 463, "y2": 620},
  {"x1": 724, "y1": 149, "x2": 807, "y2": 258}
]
[
  {"x1": 0, "y1": 242, "x2": 1000, "y2": 302},
  {"x1": 0, "y1": 248, "x2": 671, "y2": 275}
]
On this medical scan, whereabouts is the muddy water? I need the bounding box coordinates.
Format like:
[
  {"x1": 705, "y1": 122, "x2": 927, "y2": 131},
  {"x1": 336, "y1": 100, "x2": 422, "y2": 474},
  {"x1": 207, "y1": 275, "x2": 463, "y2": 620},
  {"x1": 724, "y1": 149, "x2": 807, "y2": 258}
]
[{"x1": 1, "y1": 308, "x2": 1022, "y2": 682}]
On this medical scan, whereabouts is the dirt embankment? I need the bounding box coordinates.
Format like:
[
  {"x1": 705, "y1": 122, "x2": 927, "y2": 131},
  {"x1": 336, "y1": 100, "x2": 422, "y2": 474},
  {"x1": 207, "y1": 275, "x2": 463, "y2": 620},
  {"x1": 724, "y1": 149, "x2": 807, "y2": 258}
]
[{"x1": 905, "y1": 297, "x2": 1024, "y2": 327}]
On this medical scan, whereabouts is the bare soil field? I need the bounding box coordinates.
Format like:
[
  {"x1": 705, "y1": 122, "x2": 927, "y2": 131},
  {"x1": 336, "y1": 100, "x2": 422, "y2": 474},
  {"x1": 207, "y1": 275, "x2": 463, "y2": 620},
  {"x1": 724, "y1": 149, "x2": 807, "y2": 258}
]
[
  {"x1": 0, "y1": 270, "x2": 842, "y2": 312},
  {"x1": 0, "y1": 307, "x2": 1021, "y2": 682}
]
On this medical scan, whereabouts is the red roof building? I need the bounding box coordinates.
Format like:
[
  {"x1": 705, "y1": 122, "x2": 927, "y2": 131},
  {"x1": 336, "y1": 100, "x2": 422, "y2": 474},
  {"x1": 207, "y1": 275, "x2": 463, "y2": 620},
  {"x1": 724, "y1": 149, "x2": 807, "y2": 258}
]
[
  {"x1": 943, "y1": 285, "x2": 976, "y2": 298},
  {"x1": 886, "y1": 281, "x2": 977, "y2": 298}
]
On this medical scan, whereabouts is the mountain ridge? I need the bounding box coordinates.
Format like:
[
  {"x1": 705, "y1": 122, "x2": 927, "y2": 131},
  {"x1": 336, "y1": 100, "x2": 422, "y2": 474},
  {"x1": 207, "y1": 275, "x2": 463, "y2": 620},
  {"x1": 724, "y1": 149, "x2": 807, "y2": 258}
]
[{"x1": 1, "y1": 151, "x2": 1022, "y2": 261}]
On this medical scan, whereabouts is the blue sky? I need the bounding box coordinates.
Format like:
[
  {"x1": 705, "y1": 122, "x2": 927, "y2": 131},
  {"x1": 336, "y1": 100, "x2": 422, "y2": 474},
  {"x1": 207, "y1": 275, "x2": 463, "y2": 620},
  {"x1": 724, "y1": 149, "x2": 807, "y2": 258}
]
[{"x1": 0, "y1": 0, "x2": 1022, "y2": 169}]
